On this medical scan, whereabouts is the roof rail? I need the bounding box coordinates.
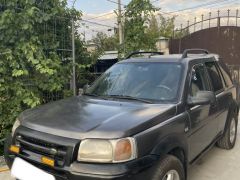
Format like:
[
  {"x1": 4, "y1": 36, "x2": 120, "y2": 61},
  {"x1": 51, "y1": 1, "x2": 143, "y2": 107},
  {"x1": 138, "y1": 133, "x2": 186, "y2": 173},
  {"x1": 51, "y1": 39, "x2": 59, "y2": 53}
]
[
  {"x1": 126, "y1": 51, "x2": 164, "y2": 59},
  {"x1": 182, "y1": 49, "x2": 209, "y2": 58}
]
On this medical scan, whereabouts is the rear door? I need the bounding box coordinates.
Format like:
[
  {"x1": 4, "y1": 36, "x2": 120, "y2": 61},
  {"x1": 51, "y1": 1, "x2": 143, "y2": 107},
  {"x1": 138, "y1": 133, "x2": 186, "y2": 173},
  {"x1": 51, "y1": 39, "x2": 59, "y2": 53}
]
[{"x1": 188, "y1": 63, "x2": 218, "y2": 161}]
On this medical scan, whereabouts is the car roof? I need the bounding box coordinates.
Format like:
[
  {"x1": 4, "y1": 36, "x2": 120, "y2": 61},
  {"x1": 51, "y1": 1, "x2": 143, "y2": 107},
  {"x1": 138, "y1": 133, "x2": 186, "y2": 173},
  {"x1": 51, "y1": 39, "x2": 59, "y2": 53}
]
[{"x1": 119, "y1": 54, "x2": 216, "y2": 64}]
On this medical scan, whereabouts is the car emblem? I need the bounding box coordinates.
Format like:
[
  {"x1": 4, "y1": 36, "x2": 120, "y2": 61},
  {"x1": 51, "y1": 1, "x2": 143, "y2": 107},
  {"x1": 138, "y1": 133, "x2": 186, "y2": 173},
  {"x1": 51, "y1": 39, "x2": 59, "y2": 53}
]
[{"x1": 50, "y1": 148, "x2": 58, "y2": 155}]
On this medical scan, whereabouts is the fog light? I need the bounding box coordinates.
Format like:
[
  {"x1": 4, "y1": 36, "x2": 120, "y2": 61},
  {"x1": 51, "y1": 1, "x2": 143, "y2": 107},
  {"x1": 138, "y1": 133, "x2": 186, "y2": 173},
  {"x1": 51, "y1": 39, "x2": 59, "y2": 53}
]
[
  {"x1": 41, "y1": 156, "x2": 55, "y2": 167},
  {"x1": 9, "y1": 145, "x2": 20, "y2": 154}
]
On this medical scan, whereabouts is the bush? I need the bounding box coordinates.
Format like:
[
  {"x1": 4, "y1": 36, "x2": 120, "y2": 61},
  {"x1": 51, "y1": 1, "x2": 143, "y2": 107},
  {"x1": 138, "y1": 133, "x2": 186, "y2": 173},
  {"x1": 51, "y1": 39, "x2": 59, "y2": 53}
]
[{"x1": 0, "y1": 0, "x2": 82, "y2": 155}]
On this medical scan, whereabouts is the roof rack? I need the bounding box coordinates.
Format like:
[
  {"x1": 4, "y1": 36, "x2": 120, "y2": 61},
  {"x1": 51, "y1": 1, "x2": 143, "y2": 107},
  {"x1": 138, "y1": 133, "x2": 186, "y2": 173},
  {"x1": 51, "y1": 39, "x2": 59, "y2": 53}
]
[
  {"x1": 182, "y1": 49, "x2": 209, "y2": 58},
  {"x1": 126, "y1": 51, "x2": 164, "y2": 59}
]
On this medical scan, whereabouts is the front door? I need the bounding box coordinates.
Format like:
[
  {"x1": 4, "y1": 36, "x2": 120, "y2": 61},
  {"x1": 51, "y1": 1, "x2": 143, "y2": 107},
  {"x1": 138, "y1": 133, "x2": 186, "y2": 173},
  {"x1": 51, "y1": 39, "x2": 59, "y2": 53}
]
[{"x1": 188, "y1": 63, "x2": 218, "y2": 162}]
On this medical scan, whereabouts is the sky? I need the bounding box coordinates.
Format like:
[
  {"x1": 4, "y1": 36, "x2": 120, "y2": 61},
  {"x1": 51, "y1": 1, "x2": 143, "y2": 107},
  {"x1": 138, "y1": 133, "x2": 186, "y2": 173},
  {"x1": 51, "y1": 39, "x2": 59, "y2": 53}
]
[{"x1": 67, "y1": 0, "x2": 240, "y2": 40}]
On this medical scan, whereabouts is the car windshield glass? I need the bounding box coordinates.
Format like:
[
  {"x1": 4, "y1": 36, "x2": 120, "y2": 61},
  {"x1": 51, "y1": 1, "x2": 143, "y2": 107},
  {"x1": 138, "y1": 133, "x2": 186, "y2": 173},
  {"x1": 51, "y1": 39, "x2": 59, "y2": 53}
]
[{"x1": 86, "y1": 62, "x2": 183, "y2": 103}]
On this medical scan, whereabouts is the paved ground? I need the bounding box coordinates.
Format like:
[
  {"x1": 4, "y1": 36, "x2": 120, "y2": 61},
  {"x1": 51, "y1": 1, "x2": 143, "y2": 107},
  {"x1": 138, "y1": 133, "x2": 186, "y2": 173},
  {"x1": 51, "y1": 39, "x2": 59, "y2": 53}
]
[
  {"x1": 188, "y1": 124, "x2": 240, "y2": 180},
  {"x1": 1, "y1": 124, "x2": 240, "y2": 180}
]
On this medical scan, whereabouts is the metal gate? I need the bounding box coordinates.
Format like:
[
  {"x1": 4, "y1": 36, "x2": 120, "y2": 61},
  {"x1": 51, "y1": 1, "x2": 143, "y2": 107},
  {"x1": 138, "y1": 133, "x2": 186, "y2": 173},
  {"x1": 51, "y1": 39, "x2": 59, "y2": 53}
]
[
  {"x1": 169, "y1": 9, "x2": 240, "y2": 100},
  {"x1": 170, "y1": 9, "x2": 240, "y2": 65}
]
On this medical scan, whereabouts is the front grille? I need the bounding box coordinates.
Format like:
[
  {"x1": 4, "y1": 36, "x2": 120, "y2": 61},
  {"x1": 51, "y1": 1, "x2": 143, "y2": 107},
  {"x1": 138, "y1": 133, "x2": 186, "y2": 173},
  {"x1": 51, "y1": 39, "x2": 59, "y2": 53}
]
[{"x1": 15, "y1": 134, "x2": 69, "y2": 167}]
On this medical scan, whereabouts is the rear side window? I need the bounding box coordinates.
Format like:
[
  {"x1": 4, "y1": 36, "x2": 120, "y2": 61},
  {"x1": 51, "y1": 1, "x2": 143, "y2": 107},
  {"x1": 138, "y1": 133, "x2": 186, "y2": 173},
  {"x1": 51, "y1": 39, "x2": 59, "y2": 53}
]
[
  {"x1": 205, "y1": 61, "x2": 224, "y2": 93},
  {"x1": 218, "y1": 64, "x2": 233, "y2": 87}
]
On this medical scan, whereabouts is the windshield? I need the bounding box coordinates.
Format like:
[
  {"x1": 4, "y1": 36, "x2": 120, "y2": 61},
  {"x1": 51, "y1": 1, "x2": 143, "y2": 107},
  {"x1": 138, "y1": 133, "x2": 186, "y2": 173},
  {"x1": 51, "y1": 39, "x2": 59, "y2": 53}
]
[{"x1": 86, "y1": 62, "x2": 183, "y2": 103}]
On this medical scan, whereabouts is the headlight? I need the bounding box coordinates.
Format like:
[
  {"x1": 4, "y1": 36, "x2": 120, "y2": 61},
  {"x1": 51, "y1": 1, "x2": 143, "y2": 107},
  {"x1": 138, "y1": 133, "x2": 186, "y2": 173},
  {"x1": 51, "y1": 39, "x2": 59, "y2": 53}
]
[
  {"x1": 78, "y1": 138, "x2": 137, "y2": 163},
  {"x1": 12, "y1": 119, "x2": 20, "y2": 136}
]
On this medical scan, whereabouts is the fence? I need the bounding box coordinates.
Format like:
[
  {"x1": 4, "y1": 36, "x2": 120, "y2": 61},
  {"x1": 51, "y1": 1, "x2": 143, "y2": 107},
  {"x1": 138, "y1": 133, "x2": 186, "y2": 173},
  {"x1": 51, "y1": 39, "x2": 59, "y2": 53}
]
[
  {"x1": 172, "y1": 9, "x2": 240, "y2": 39},
  {"x1": 42, "y1": 72, "x2": 102, "y2": 103},
  {"x1": 170, "y1": 9, "x2": 240, "y2": 100},
  {"x1": 0, "y1": 1, "x2": 75, "y2": 103}
]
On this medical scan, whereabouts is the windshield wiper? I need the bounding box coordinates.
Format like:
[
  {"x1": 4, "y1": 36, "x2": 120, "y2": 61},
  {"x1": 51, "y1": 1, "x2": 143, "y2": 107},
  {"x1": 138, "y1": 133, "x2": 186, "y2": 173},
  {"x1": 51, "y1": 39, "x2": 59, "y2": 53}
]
[
  {"x1": 106, "y1": 95, "x2": 153, "y2": 104},
  {"x1": 83, "y1": 93, "x2": 109, "y2": 100},
  {"x1": 83, "y1": 93, "x2": 99, "y2": 97}
]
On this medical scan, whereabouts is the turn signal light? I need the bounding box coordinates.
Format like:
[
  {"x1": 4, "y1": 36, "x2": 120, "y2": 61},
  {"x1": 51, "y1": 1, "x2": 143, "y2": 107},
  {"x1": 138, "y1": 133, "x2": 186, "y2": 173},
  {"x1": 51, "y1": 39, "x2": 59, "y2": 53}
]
[
  {"x1": 9, "y1": 145, "x2": 20, "y2": 154},
  {"x1": 41, "y1": 156, "x2": 55, "y2": 167},
  {"x1": 114, "y1": 139, "x2": 133, "y2": 161}
]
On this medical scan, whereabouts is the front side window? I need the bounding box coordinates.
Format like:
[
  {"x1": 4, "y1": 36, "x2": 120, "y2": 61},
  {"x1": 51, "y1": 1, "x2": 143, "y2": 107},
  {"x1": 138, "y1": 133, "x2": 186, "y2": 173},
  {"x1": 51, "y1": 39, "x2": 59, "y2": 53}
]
[
  {"x1": 205, "y1": 61, "x2": 224, "y2": 93},
  {"x1": 86, "y1": 62, "x2": 183, "y2": 102},
  {"x1": 190, "y1": 64, "x2": 210, "y2": 97}
]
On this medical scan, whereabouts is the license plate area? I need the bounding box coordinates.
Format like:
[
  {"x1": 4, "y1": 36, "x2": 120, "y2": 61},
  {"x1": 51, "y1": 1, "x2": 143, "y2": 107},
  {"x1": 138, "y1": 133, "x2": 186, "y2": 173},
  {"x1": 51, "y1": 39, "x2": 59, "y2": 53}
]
[{"x1": 11, "y1": 158, "x2": 56, "y2": 180}]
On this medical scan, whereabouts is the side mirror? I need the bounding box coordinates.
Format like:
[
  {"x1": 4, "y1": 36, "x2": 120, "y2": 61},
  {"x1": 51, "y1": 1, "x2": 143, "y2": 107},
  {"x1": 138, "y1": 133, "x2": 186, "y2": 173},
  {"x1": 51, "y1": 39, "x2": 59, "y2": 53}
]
[
  {"x1": 79, "y1": 84, "x2": 90, "y2": 96},
  {"x1": 187, "y1": 91, "x2": 215, "y2": 106}
]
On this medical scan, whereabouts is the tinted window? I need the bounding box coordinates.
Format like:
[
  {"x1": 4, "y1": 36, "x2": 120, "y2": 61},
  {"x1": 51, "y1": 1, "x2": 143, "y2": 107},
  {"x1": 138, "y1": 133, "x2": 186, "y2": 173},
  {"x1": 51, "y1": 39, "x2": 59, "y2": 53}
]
[
  {"x1": 86, "y1": 63, "x2": 183, "y2": 102},
  {"x1": 205, "y1": 61, "x2": 224, "y2": 92},
  {"x1": 218, "y1": 64, "x2": 233, "y2": 87},
  {"x1": 190, "y1": 64, "x2": 209, "y2": 97}
]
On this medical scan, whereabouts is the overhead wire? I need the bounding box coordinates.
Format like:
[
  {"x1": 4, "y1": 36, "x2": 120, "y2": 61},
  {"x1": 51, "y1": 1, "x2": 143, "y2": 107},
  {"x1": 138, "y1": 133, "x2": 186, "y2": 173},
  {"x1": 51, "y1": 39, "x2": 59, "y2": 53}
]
[
  {"x1": 81, "y1": 19, "x2": 115, "y2": 28},
  {"x1": 84, "y1": 0, "x2": 126, "y2": 21},
  {"x1": 79, "y1": 0, "x2": 236, "y2": 21},
  {"x1": 163, "y1": 0, "x2": 237, "y2": 14},
  {"x1": 82, "y1": 0, "x2": 162, "y2": 22},
  {"x1": 81, "y1": 0, "x2": 237, "y2": 31},
  {"x1": 106, "y1": 0, "x2": 126, "y2": 6},
  {"x1": 85, "y1": 12, "x2": 116, "y2": 21},
  {"x1": 204, "y1": 0, "x2": 239, "y2": 9},
  {"x1": 81, "y1": 0, "x2": 168, "y2": 29}
]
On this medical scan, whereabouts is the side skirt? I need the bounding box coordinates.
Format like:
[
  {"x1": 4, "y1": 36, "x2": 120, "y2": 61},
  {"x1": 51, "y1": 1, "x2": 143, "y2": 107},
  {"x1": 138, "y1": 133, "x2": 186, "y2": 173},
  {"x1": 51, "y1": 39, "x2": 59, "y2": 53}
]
[{"x1": 189, "y1": 132, "x2": 223, "y2": 166}]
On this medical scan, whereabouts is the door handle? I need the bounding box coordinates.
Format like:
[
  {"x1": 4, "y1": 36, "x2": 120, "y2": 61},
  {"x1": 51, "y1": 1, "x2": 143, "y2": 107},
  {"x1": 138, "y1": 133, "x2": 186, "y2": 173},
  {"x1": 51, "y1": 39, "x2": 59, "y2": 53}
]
[{"x1": 211, "y1": 103, "x2": 217, "y2": 108}]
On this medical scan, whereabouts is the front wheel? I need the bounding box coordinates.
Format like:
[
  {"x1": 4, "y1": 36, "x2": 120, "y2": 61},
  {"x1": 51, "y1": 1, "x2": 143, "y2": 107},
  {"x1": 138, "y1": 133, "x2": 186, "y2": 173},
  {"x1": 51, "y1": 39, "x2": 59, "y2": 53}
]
[
  {"x1": 217, "y1": 116, "x2": 238, "y2": 149},
  {"x1": 151, "y1": 155, "x2": 185, "y2": 180}
]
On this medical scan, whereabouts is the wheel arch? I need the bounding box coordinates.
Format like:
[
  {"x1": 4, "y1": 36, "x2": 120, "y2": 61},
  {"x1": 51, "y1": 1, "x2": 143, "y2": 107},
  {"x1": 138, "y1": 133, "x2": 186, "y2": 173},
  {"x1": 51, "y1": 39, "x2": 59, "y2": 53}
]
[
  {"x1": 224, "y1": 100, "x2": 239, "y2": 133},
  {"x1": 150, "y1": 134, "x2": 189, "y2": 177}
]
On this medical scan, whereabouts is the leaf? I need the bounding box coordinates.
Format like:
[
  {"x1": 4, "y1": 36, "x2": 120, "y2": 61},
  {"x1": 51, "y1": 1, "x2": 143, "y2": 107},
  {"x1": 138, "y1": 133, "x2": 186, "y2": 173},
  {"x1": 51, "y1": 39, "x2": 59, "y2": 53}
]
[
  {"x1": 12, "y1": 70, "x2": 25, "y2": 77},
  {"x1": 0, "y1": 0, "x2": 89, "y2": 155}
]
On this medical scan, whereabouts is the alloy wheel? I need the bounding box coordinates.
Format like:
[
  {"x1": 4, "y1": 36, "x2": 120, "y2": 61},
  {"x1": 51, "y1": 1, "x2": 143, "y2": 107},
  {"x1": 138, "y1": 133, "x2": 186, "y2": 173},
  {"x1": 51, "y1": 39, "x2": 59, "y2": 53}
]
[
  {"x1": 162, "y1": 170, "x2": 180, "y2": 180},
  {"x1": 230, "y1": 118, "x2": 236, "y2": 144}
]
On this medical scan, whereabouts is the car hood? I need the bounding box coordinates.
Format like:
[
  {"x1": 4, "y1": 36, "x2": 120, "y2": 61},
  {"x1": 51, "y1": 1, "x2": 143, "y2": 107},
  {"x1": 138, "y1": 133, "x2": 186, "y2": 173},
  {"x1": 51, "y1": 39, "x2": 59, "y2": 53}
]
[{"x1": 19, "y1": 96, "x2": 176, "y2": 139}]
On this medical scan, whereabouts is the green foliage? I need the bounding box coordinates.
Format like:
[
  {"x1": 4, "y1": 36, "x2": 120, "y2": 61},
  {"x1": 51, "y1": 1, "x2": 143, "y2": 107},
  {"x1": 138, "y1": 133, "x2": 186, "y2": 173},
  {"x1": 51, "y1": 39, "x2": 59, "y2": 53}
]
[
  {"x1": 92, "y1": 32, "x2": 118, "y2": 53},
  {"x1": 158, "y1": 15, "x2": 176, "y2": 38},
  {"x1": 123, "y1": 1, "x2": 177, "y2": 55},
  {"x1": 75, "y1": 37, "x2": 100, "y2": 87},
  {"x1": 0, "y1": 0, "x2": 85, "y2": 154},
  {"x1": 153, "y1": 14, "x2": 187, "y2": 39},
  {"x1": 123, "y1": 0, "x2": 159, "y2": 54},
  {"x1": 174, "y1": 28, "x2": 190, "y2": 39}
]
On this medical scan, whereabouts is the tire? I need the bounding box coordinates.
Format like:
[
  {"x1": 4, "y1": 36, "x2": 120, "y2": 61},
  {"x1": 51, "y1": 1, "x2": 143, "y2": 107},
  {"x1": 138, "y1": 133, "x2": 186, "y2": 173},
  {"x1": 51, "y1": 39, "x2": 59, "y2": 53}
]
[
  {"x1": 151, "y1": 155, "x2": 185, "y2": 180},
  {"x1": 217, "y1": 115, "x2": 238, "y2": 150}
]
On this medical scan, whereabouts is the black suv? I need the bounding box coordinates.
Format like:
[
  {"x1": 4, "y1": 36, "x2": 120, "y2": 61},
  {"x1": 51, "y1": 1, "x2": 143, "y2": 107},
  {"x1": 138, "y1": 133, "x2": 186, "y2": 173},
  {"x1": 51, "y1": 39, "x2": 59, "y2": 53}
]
[{"x1": 5, "y1": 49, "x2": 239, "y2": 180}]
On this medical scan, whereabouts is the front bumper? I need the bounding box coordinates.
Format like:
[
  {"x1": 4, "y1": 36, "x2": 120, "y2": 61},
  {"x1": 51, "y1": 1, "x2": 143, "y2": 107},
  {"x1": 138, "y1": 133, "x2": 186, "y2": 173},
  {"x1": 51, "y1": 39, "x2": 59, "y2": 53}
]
[{"x1": 4, "y1": 131, "x2": 159, "y2": 180}]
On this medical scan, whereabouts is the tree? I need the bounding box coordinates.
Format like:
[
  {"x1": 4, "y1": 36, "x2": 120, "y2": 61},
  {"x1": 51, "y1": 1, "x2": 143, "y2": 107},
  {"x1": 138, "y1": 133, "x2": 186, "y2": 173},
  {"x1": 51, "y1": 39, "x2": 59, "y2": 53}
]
[
  {"x1": 145, "y1": 15, "x2": 160, "y2": 50},
  {"x1": 0, "y1": 0, "x2": 83, "y2": 154},
  {"x1": 158, "y1": 14, "x2": 176, "y2": 38},
  {"x1": 157, "y1": 14, "x2": 188, "y2": 39},
  {"x1": 74, "y1": 36, "x2": 101, "y2": 88},
  {"x1": 92, "y1": 32, "x2": 118, "y2": 53},
  {"x1": 123, "y1": 0, "x2": 158, "y2": 54}
]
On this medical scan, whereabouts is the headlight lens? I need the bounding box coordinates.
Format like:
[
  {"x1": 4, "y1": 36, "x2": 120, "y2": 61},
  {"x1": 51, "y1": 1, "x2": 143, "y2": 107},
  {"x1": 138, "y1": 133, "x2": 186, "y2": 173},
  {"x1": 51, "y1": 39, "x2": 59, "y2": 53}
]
[
  {"x1": 78, "y1": 138, "x2": 137, "y2": 163},
  {"x1": 12, "y1": 119, "x2": 20, "y2": 136}
]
